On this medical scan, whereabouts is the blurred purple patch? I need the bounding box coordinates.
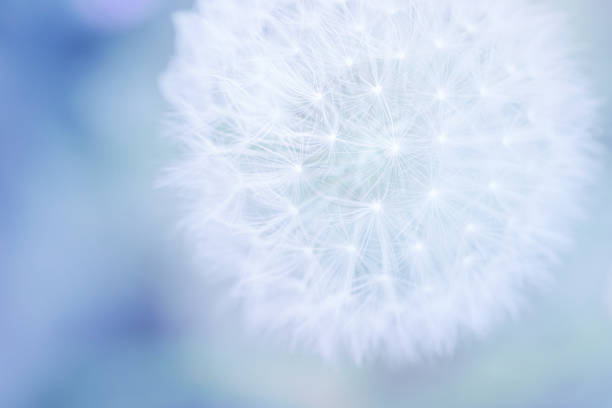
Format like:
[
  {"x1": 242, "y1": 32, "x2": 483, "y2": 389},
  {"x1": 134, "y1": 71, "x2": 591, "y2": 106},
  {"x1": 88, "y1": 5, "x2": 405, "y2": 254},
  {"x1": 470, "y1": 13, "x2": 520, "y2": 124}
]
[{"x1": 69, "y1": 0, "x2": 161, "y2": 31}]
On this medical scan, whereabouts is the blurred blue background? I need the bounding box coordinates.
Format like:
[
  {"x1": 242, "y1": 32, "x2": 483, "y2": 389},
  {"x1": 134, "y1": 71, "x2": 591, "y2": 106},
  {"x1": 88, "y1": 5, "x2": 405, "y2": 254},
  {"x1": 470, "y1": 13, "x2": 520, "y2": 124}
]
[{"x1": 1, "y1": 1, "x2": 611, "y2": 407}]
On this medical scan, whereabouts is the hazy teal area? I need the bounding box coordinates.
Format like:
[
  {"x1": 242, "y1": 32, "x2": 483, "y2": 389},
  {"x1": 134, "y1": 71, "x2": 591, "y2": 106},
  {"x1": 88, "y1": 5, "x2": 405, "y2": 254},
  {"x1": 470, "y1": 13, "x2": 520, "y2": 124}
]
[{"x1": 1, "y1": 1, "x2": 611, "y2": 407}]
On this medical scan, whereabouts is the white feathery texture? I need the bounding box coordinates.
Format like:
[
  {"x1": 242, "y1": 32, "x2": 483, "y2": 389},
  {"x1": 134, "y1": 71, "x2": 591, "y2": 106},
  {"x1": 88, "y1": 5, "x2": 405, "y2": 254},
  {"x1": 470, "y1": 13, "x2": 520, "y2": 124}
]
[{"x1": 161, "y1": 0, "x2": 598, "y2": 362}]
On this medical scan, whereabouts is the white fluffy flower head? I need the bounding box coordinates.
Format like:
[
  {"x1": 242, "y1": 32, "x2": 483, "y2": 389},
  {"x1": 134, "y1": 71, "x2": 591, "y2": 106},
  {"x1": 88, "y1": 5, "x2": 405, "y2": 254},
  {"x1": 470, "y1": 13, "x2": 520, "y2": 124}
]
[{"x1": 162, "y1": 0, "x2": 597, "y2": 362}]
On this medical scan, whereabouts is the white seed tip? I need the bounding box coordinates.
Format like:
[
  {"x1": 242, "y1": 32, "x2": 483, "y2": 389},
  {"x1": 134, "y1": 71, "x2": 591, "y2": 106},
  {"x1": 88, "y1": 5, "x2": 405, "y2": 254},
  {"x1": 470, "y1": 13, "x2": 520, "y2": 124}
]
[{"x1": 434, "y1": 39, "x2": 446, "y2": 49}]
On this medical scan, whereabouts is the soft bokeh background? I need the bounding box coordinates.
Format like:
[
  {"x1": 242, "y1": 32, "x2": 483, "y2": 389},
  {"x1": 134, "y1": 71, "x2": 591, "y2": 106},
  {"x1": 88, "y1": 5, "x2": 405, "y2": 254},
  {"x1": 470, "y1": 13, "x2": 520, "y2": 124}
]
[{"x1": 1, "y1": 1, "x2": 611, "y2": 407}]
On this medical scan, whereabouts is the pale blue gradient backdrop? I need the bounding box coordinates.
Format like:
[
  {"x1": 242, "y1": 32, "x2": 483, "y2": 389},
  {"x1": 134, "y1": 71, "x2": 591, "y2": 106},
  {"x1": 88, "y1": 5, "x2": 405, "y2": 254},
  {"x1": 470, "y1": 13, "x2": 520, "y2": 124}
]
[{"x1": 1, "y1": 1, "x2": 611, "y2": 407}]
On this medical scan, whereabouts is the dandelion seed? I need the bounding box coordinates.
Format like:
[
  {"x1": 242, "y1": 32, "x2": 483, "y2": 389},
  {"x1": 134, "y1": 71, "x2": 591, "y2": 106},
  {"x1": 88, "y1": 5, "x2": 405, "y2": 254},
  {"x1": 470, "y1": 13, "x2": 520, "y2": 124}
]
[
  {"x1": 434, "y1": 38, "x2": 446, "y2": 49},
  {"x1": 437, "y1": 132, "x2": 448, "y2": 144},
  {"x1": 388, "y1": 142, "x2": 400, "y2": 155},
  {"x1": 370, "y1": 201, "x2": 382, "y2": 213}
]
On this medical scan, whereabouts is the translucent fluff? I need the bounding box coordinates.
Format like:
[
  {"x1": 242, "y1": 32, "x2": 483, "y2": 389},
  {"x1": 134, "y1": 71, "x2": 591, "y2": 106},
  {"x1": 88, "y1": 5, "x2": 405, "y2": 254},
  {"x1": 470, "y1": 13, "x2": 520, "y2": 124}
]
[{"x1": 161, "y1": 0, "x2": 598, "y2": 362}]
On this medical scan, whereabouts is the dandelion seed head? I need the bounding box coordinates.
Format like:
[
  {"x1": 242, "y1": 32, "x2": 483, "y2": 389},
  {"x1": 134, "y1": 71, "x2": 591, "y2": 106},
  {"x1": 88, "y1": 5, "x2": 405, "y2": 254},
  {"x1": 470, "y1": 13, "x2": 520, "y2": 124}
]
[{"x1": 162, "y1": 0, "x2": 598, "y2": 362}]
